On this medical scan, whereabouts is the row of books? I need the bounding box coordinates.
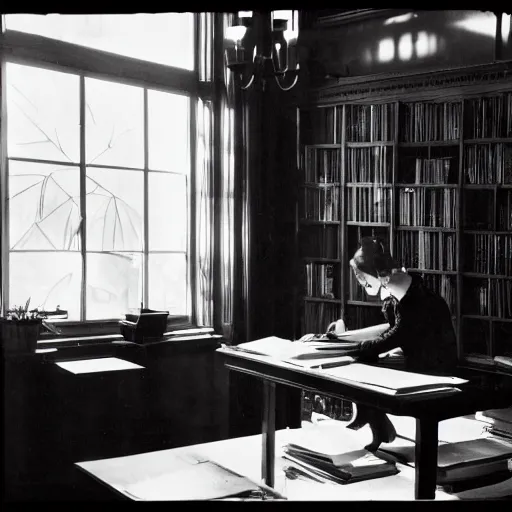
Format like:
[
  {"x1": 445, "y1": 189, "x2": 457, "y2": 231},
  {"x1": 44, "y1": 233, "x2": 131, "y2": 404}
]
[
  {"x1": 397, "y1": 231, "x2": 457, "y2": 271},
  {"x1": 304, "y1": 147, "x2": 341, "y2": 183},
  {"x1": 347, "y1": 146, "x2": 391, "y2": 184},
  {"x1": 302, "y1": 301, "x2": 340, "y2": 334},
  {"x1": 304, "y1": 94, "x2": 512, "y2": 146},
  {"x1": 303, "y1": 186, "x2": 340, "y2": 222},
  {"x1": 305, "y1": 263, "x2": 336, "y2": 299},
  {"x1": 397, "y1": 188, "x2": 457, "y2": 228},
  {"x1": 299, "y1": 225, "x2": 339, "y2": 260},
  {"x1": 466, "y1": 234, "x2": 512, "y2": 276},
  {"x1": 464, "y1": 143, "x2": 512, "y2": 184},
  {"x1": 347, "y1": 186, "x2": 390, "y2": 223},
  {"x1": 465, "y1": 280, "x2": 512, "y2": 318},
  {"x1": 400, "y1": 156, "x2": 454, "y2": 184},
  {"x1": 401, "y1": 102, "x2": 461, "y2": 142},
  {"x1": 345, "y1": 103, "x2": 394, "y2": 142},
  {"x1": 464, "y1": 94, "x2": 512, "y2": 139}
]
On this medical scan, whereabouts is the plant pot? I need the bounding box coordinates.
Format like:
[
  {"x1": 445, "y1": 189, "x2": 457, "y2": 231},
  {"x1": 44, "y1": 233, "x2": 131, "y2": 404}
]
[{"x1": 0, "y1": 318, "x2": 42, "y2": 355}]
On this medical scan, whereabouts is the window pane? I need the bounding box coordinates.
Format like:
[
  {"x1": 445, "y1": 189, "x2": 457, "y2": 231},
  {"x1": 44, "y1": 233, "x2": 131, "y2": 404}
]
[
  {"x1": 148, "y1": 253, "x2": 188, "y2": 315},
  {"x1": 148, "y1": 90, "x2": 190, "y2": 173},
  {"x1": 6, "y1": 63, "x2": 79, "y2": 162},
  {"x1": 5, "y1": 13, "x2": 195, "y2": 70},
  {"x1": 86, "y1": 252, "x2": 143, "y2": 320},
  {"x1": 10, "y1": 252, "x2": 82, "y2": 320},
  {"x1": 148, "y1": 172, "x2": 188, "y2": 251},
  {"x1": 9, "y1": 161, "x2": 81, "y2": 251},
  {"x1": 85, "y1": 78, "x2": 144, "y2": 168},
  {"x1": 86, "y1": 168, "x2": 143, "y2": 252}
]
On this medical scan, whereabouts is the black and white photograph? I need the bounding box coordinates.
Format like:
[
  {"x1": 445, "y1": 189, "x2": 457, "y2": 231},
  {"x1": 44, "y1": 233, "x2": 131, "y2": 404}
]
[{"x1": 1, "y1": 8, "x2": 512, "y2": 502}]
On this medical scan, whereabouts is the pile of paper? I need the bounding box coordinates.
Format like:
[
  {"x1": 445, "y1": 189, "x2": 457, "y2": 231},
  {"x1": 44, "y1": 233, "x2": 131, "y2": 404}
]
[
  {"x1": 230, "y1": 336, "x2": 359, "y2": 368},
  {"x1": 318, "y1": 364, "x2": 468, "y2": 397},
  {"x1": 281, "y1": 421, "x2": 399, "y2": 485}
]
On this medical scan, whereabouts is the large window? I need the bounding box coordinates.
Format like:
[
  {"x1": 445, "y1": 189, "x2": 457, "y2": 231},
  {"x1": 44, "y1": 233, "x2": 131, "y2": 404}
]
[
  {"x1": 1, "y1": 14, "x2": 202, "y2": 330},
  {"x1": 4, "y1": 13, "x2": 195, "y2": 70}
]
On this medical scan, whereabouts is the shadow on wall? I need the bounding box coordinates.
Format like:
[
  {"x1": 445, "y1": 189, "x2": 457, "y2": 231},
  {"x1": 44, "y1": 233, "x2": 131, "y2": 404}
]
[{"x1": 302, "y1": 10, "x2": 512, "y2": 80}]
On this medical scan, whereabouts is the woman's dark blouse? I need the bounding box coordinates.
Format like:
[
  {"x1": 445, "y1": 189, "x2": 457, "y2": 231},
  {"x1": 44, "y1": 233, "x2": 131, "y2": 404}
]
[{"x1": 357, "y1": 274, "x2": 458, "y2": 373}]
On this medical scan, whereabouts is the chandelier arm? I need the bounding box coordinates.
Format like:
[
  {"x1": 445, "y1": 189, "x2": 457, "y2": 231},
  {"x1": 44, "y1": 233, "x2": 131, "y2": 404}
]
[
  {"x1": 274, "y1": 73, "x2": 298, "y2": 91},
  {"x1": 240, "y1": 73, "x2": 255, "y2": 90}
]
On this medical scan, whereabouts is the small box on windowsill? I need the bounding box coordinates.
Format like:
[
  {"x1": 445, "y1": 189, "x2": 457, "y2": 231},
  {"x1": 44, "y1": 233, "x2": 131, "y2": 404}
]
[{"x1": 119, "y1": 309, "x2": 169, "y2": 344}]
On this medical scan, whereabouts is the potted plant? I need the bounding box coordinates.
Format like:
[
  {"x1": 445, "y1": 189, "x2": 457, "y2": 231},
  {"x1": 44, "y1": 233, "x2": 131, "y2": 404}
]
[{"x1": 0, "y1": 298, "x2": 56, "y2": 355}]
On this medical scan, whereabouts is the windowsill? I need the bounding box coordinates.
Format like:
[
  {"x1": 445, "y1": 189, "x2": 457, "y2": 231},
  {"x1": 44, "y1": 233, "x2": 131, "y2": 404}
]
[{"x1": 36, "y1": 326, "x2": 220, "y2": 350}]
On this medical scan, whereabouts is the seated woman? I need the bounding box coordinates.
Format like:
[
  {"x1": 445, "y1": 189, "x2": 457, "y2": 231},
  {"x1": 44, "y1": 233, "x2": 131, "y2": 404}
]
[{"x1": 344, "y1": 236, "x2": 458, "y2": 451}]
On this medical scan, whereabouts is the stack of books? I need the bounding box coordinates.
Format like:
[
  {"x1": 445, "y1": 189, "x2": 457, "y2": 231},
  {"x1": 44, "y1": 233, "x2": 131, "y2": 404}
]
[
  {"x1": 283, "y1": 445, "x2": 398, "y2": 485},
  {"x1": 281, "y1": 422, "x2": 399, "y2": 485},
  {"x1": 377, "y1": 437, "x2": 512, "y2": 486}
]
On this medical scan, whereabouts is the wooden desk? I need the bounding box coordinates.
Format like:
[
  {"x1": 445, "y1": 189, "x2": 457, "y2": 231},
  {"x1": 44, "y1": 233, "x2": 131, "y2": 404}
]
[{"x1": 217, "y1": 347, "x2": 512, "y2": 500}]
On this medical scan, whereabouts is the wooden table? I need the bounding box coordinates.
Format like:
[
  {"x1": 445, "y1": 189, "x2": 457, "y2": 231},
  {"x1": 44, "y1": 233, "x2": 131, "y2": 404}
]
[
  {"x1": 76, "y1": 422, "x2": 512, "y2": 501},
  {"x1": 217, "y1": 347, "x2": 512, "y2": 500}
]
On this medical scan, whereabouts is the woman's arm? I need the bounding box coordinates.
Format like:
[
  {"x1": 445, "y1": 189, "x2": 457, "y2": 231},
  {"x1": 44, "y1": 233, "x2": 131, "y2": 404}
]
[{"x1": 357, "y1": 312, "x2": 412, "y2": 359}]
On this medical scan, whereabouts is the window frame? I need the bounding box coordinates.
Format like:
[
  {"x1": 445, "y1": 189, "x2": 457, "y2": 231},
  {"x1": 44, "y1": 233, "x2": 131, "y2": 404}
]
[{"x1": 0, "y1": 14, "x2": 210, "y2": 338}]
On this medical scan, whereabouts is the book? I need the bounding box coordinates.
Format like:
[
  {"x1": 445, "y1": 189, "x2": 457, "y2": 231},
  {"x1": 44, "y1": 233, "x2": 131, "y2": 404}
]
[
  {"x1": 377, "y1": 438, "x2": 512, "y2": 484},
  {"x1": 476, "y1": 407, "x2": 512, "y2": 426}
]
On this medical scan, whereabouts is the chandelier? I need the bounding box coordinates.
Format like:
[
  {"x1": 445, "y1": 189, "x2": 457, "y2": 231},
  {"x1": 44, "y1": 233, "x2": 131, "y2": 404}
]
[{"x1": 224, "y1": 10, "x2": 300, "y2": 91}]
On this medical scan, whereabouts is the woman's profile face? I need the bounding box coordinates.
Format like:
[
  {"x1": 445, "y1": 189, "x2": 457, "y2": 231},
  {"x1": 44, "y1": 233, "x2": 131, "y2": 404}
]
[{"x1": 352, "y1": 268, "x2": 382, "y2": 297}]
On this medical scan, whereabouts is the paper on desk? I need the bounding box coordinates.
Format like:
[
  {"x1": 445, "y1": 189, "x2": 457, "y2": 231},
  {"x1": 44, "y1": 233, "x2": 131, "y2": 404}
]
[
  {"x1": 231, "y1": 336, "x2": 358, "y2": 361},
  {"x1": 56, "y1": 357, "x2": 144, "y2": 375},
  {"x1": 319, "y1": 363, "x2": 468, "y2": 394},
  {"x1": 335, "y1": 324, "x2": 390, "y2": 341},
  {"x1": 123, "y1": 460, "x2": 260, "y2": 501},
  {"x1": 285, "y1": 355, "x2": 355, "y2": 369}
]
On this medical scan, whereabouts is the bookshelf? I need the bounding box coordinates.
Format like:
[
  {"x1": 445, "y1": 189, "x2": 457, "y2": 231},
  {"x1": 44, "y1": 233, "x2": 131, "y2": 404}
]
[{"x1": 297, "y1": 90, "x2": 512, "y2": 373}]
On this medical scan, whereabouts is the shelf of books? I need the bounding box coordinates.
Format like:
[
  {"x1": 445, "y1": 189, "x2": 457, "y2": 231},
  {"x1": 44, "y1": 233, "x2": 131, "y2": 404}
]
[
  {"x1": 395, "y1": 100, "x2": 461, "y2": 348},
  {"x1": 298, "y1": 89, "x2": 512, "y2": 374},
  {"x1": 298, "y1": 106, "x2": 343, "y2": 336},
  {"x1": 461, "y1": 93, "x2": 512, "y2": 371},
  {"x1": 344, "y1": 103, "x2": 395, "y2": 332}
]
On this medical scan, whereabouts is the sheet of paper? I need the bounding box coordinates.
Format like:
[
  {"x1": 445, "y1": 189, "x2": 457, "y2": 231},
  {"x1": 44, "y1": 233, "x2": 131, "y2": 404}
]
[
  {"x1": 284, "y1": 355, "x2": 355, "y2": 369},
  {"x1": 123, "y1": 461, "x2": 260, "y2": 501},
  {"x1": 285, "y1": 421, "x2": 373, "y2": 457},
  {"x1": 319, "y1": 363, "x2": 467, "y2": 392},
  {"x1": 335, "y1": 323, "x2": 390, "y2": 341},
  {"x1": 56, "y1": 357, "x2": 144, "y2": 375}
]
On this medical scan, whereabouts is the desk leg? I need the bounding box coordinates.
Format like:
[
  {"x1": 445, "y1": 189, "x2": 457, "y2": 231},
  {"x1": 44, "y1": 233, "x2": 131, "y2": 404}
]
[
  {"x1": 414, "y1": 418, "x2": 438, "y2": 500},
  {"x1": 261, "y1": 380, "x2": 276, "y2": 488}
]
